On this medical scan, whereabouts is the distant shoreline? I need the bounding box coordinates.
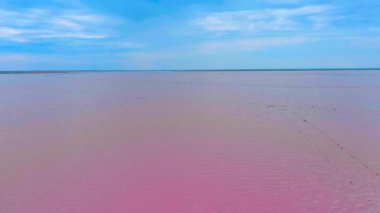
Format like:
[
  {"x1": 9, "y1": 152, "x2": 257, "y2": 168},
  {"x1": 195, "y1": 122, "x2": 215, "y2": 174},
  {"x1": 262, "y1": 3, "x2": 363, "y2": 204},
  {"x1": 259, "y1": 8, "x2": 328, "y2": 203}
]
[{"x1": 1, "y1": 68, "x2": 380, "y2": 74}]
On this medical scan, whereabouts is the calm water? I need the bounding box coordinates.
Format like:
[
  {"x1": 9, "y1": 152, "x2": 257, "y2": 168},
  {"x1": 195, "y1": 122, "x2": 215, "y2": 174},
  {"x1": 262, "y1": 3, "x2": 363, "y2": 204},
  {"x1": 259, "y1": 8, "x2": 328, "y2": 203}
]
[{"x1": 1, "y1": 71, "x2": 380, "y2": 212}]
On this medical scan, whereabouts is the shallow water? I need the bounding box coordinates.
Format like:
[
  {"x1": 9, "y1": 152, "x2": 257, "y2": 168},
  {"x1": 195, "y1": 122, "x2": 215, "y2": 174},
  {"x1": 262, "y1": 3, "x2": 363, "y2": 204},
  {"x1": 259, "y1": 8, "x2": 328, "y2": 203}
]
[{"x1": 1, "y1": 71, "x2": 380, "y2": 212}]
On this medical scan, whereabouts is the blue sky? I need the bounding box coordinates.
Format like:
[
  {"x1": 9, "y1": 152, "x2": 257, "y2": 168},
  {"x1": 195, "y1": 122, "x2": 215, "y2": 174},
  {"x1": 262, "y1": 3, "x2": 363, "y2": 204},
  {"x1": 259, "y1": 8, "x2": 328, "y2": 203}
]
[{"x1": 0, "y1": 0, "x2": 379, "y2": 70}]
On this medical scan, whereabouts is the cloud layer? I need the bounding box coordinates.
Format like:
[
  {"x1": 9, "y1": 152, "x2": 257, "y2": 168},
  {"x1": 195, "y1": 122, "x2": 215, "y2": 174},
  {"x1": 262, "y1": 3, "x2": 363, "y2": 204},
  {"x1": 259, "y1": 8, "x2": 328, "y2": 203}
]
[
  {"x1": 0, "y1": 8, "x2": 111, "y2": 42},
  {"x1": 0, "y1": 0, "x2": 379, "y2": 70},
  {"x1": 194, "y1": 5, "x2": 333, "y2": 33}
]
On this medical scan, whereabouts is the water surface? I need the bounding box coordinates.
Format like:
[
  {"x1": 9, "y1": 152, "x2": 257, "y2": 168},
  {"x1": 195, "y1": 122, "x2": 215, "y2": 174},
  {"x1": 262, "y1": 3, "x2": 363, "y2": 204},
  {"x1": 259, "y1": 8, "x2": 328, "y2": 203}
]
[{"x1": 1, "y1": 71, "x2": 380, "y2": 212}]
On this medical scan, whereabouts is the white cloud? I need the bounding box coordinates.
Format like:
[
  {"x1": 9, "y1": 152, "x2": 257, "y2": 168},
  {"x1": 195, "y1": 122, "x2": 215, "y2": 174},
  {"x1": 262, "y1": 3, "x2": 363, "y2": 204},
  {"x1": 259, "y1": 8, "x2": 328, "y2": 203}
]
[
  {"x1": 0, "y1": 27, "x2": 23, "y2": 36},
  {"x1": 194, "y1": 5, "x2": 333, "y2": 33},
  {"x1": 0, "y1": 8, "x2": 112, "y2": 42},
  {"x1": 266, "y1": 0, "x2": 299, "y2": 4},
  {"x1": 123, "y1": 36, "x2": 316, "y2": 69},
  {"x1": 197, "y1": 36, "x2": 315, "y2": 53}
]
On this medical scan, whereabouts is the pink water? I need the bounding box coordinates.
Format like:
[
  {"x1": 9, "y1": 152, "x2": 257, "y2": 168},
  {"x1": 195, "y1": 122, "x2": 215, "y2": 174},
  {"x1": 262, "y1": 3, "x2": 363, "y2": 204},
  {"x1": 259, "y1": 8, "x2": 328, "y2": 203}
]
[{"x1": 1, "y1": 71, "x2": 380, "y2": 212}]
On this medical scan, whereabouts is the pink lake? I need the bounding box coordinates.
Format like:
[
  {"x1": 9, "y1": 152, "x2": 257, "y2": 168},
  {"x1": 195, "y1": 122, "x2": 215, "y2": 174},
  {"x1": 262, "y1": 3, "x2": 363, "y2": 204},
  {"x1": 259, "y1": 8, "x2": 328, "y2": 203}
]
[{"x1": 1, "y1": 71, "x2": 380, "y2": 212}]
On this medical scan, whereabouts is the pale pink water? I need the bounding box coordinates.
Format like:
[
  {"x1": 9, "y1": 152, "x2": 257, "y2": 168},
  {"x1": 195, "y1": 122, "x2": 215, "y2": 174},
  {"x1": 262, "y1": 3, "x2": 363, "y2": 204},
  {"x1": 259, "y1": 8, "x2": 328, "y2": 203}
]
[{"x1": 1, "y1": 71, "x2": 380, "y2": 212}]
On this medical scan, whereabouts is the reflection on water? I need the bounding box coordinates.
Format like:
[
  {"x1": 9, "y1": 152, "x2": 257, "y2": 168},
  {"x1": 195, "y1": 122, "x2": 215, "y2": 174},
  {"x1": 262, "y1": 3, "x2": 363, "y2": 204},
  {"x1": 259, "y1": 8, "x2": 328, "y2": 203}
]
[{"x1": 1, "y1": 71, "x2": 380, "y2": 212}]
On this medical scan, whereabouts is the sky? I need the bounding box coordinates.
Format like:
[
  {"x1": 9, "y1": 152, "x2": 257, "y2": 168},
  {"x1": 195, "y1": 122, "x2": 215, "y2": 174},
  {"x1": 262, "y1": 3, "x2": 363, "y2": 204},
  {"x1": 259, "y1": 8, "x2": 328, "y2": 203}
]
[{"x1": 0, "y1": 0, "x2": 379, "y2": 70}]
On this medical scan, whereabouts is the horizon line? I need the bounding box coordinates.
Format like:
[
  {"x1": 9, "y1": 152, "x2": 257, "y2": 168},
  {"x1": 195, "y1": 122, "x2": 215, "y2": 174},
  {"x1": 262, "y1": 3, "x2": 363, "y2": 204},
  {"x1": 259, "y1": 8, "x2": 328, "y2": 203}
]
[{"x1": 1, "y1": 68, "x2": 380, "y2": 74}]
